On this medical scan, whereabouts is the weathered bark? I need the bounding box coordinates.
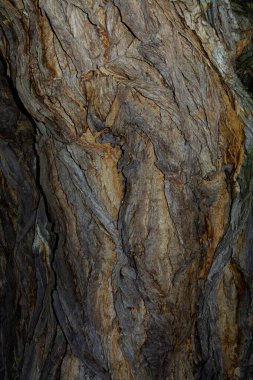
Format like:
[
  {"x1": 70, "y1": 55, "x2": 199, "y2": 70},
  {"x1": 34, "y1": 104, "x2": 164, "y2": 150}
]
[
  {"x1": 0, "y1": 59, "x2": 66, "y2": 379},
  {"x1": 0, "y1": 1, "x2": 253, "y2": 379}
]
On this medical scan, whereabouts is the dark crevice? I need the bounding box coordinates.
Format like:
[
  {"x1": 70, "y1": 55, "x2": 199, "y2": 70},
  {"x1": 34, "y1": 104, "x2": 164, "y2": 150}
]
[
  {"x1": 112, "y1": 1, "x2": 141, "y2": 42},
  {"x1": 0, "y1": 53, "x2": 33, "y2": 123},
  {"x1": 236, "y1": 43, "x2": 253, "y2": 96},
  {"x1": 0, "y1": 53, "x2": 67, "y2": 379}
]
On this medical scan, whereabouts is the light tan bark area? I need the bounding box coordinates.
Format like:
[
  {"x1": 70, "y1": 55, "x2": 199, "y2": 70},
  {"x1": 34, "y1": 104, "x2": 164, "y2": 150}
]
[{"x1": 0, "y1": 1, "x2": 253, "y2": 379}]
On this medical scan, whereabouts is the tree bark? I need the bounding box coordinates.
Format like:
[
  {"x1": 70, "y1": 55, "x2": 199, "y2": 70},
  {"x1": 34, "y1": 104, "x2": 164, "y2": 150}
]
[{"x1": 1, "y1": 1, "x2": 253, "y2": 379}]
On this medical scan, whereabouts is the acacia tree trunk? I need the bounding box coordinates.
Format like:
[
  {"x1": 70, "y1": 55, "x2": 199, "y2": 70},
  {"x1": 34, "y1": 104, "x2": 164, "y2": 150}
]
[{"x1": 1, "y1": 1, "x2": 253, "y2": 379}]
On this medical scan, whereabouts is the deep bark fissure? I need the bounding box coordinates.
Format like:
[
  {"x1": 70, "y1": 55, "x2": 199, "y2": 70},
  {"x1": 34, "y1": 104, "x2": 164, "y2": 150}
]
[{"x1": 0, "y1": 56, "x2": 68, "y2": 378}]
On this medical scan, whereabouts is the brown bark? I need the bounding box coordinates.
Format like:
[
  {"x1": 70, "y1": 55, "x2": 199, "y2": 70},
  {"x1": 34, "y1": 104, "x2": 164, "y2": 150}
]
[{"x1": 0, "y1": 1, "x2": 253, "y2": 379}]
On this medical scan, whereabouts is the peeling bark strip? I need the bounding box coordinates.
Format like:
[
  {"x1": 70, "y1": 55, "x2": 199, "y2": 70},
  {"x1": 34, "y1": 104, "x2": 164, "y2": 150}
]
[{"x1": 1, "y1": 1, "x2": 253, "y2": 379}]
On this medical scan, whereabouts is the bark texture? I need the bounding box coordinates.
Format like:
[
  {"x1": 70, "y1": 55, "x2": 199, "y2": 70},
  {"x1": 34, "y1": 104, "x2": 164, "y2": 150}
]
[{"x1": 0, "y1": 1, "x2": 253, "y2": 379}]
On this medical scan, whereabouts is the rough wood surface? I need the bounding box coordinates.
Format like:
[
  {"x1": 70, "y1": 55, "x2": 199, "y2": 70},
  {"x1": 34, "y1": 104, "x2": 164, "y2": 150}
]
[{"x1": 0, "y1": 1, "x2": 253, "y2": 379}]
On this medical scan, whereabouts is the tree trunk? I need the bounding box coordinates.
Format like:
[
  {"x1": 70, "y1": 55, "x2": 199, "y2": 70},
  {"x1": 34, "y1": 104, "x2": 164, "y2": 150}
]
[{"x1": 1, "y1": 1, "x2": 253, "y2": 379}]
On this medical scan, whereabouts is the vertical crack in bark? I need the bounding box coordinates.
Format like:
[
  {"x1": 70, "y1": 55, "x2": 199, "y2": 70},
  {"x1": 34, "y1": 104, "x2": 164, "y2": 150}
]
[{"x1": 0, "y1": 56, "x2": 68, "y2": 379}]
